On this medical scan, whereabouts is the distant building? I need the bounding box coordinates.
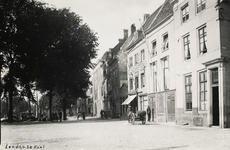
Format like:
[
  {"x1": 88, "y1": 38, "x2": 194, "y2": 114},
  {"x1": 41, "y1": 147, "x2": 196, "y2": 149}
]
[
  {"x1": 107, "y1": 30, "x2": 128, "y2": 118},
  {"x1": 92, "y1": 60, "x2": 104, "y2": 116}
]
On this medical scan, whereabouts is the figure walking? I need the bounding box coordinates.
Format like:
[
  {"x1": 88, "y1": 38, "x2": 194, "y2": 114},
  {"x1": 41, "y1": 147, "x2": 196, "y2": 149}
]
[
  {"x1": 147, "y1": 106, "x2": 151, "y2": 122},
  {"x1": 58, "y1": 110, "x2": 62, "y2": 122}
]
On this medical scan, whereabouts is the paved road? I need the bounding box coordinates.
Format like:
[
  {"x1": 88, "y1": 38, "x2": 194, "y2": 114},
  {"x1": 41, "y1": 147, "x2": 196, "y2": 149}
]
[{"x1": 1, "y1": 117, "x2": 230, "y2": 150}]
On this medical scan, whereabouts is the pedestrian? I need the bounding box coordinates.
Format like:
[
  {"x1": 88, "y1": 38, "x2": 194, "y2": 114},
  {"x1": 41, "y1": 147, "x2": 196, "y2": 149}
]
[
  {"x1": 58, "y1": 110, "x2": 62, "y2": 122},
  {"x1": 100, "y1": 109, "x2": 103, "y2": 119},
  {"x1": 127, "y1": 105, "x2": 132, "y2": 122},
  {"x1": 147, "y1": 106, "x2": 151, "y2": 122}
]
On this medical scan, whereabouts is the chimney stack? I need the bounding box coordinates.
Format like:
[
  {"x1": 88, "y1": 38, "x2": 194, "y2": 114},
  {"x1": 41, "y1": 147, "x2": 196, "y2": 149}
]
[
  {"x1": 123, "y1": 29, "x2": 128, "y2": 39},
  {"x1": 143, "y1": 14, "x2": 150, "y2": 22},
  {"x1": 131, "y1": 24, "x2": 136, "y2": 35}
]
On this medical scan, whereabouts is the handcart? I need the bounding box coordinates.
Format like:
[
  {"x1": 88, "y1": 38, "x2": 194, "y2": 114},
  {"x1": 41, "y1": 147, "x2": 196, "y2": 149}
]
[{"x1": 129, "y1": 110, "x2": 146, "y2": 125}]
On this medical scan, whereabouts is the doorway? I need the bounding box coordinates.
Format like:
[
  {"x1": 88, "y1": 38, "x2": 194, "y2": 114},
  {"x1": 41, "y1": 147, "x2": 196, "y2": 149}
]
[{"x1": 212, "y1": 86, "x2": 219, "y2": 126}]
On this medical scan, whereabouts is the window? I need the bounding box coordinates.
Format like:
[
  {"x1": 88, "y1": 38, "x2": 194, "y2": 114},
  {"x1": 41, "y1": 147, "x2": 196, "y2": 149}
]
[
  {"x1": 129, "y1": 57, "x2": 133, "y2": 67},
  {"x1": 162, "y1": 33, "x2": 169, "y2": 51},
  {"x1": 183, "y1": 35, "x2": 191, "y2": 60},
  {"x1": 198, "y1": 26, "x2": 207, "y2": 54},
  {"x1": 185, "y1": 75, "x2": 192, "y2": 111},
  {"x1": 182, "y1": 4, "x2": 189, "y2": 23},
  {"x1": 135, "y1": 53, "x2": 139, "y2": 65},
  {"x1": 197, "y1": 0, "x2": 205, "y2": 13},
  {"x1": 130, "y1": 78, "x2": 133, "y2": 90},
  {"x1": 135, "y1": 76, "x2": 139, "y2": 90},
  {"x1": 199, "y1": 71, "x2": 207, "y2": 111},
  {"x1": 152, "y1": 62, "x2": 157, "y2": 92},
  {"x1": 151, "y1": 40, "x2": 157, "y2": 56},
  {"x1": 141, "y1": 50, "x2": 145, "y2": 62},
  {"x1": 141, "y1": 73, "x2": 145, "y2": 88},
  {"x1": 162, "y1": 57, "x2": 169, "y2": 90}
]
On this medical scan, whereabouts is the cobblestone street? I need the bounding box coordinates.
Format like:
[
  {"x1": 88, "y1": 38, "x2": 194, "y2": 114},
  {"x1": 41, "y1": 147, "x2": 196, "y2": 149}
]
[{"x1": 1, "y1": 117, "x2": 230, "y2": 150}]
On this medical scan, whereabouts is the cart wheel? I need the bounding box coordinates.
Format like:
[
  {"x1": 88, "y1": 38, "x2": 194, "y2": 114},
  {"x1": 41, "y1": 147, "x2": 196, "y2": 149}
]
[{"x1": 142, "y1": 117, "x2": 146, "y2": 125}]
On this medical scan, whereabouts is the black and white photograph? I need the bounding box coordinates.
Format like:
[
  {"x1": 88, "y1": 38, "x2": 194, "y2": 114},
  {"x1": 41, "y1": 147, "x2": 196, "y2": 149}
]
[{"x1": 1, "y1": 0, "x2": 230, "y2": 149}]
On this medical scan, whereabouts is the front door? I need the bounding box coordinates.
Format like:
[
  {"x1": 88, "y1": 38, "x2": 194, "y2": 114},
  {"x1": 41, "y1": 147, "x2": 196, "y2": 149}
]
[{"x1": 212, "y1": 86, "x2": 219, "y2": 126}]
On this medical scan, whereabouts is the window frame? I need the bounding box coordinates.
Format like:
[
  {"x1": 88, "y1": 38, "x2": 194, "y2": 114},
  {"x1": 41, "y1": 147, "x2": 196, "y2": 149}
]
[
  {"x1": 197, "y1": 0, "x2": 206, "y2": 13},
  {"x1": 152, "y1": 62, "x2": 157, "y2": 92},
  {"x1": 181, "y1": 3, "x2": 189, "y2": 23},
  {"x1": 185, "y1": 74, "x2": 192, "y2": 111},
  {"x1": 162, "y1": 57, "x2": 169, "y2": 90},
  {"x1": 135, "y1": 53, "x2": 139, "y2": 65},
  {"x1": 199, "y1": 70, "x2": 207, "y2": 111},
  {"x1": 198, "y1": 25, "x2": 207, "y2": 55},
  {"x1": 162, "y1": 33, "x2": 169, "y2": 51},
  {"x1": 141, "y1": 49, "x2": 145, "y2": 62},
  {"x1": 129, "y1": 57, "x2": 133, "y2": 67},
  {"x1": 141, "y1": 73, "x2": 145, "y2": 88},
  {"x1": 135, "y1": 76, "x2": 139, "y2": 90},
  {"x1": 130, "y1": 78, "x2": 133, "y2": 90},
  {"x1": 151, "y1": 40, "x2": 157, "y2": 56},
  {"x1": 183, "y1": 34, "x2": 191, "y2": 60}
]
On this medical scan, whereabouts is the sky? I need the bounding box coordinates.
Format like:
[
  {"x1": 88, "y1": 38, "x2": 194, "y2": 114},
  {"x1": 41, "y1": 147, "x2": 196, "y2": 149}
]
[{"x1": 40, "y1": 0, "x2": 164, "y2": 62}]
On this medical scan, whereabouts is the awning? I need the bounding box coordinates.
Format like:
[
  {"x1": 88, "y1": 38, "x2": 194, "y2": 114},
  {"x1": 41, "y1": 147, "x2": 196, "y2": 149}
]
[{"x1": 121, "y1": 95, "x2": 136, "y2": 105}]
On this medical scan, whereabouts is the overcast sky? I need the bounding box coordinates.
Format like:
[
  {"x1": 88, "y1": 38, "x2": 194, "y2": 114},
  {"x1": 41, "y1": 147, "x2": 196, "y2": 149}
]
[{"x1": 40, "y1": 0, "x2": 164, "y2": 61}]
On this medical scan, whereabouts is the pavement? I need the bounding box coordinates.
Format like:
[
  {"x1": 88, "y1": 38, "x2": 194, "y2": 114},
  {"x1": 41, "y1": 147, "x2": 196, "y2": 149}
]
[{"x1": 1, "y1": 116, "x2": 230, "y2": 150}]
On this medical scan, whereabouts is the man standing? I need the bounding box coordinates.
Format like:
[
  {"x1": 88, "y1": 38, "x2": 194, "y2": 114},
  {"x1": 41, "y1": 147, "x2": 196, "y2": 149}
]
[
  {"x1": 127, "y1": 105, "x2": 131, "y2": 122},
  {"x1": 147, "y1": 106, "x2": 151, "y2": 122}
]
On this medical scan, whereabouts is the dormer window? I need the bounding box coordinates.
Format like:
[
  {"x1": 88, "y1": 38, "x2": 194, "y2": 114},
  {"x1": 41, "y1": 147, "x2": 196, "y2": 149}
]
[{"x1": 162, "y1": 33, "x2": 169, "y2": 51}]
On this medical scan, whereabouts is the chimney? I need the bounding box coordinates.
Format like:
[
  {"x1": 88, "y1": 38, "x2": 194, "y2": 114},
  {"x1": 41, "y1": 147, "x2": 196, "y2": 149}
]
[
  {"x1": 123, "y1": 29, "x2": 128, "y2": 39},
  {"x1": 143, "y1": 14, "x2": 150, "y2": 22},
  {"x1": 131, "y1": 24, "x2": 136, "y2": 35}
]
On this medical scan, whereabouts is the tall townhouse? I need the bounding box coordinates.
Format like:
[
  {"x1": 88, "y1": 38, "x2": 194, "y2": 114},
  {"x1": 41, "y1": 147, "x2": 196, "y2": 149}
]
[
  {"x1": 174, "y1": 0, "x2": 230, "y2": 128},
  {"x1": 100, "y1": 52, "x2": 110, "y2": 111},
  {"x1": 107, "y1": 30, "x2": 128, "y2": 118},
  {"x1": 92, "y1": 60, "x2": 104, "y2": 116},
  {"x1": 125, "y1": 0, "x2": 178, "y2": 123}
]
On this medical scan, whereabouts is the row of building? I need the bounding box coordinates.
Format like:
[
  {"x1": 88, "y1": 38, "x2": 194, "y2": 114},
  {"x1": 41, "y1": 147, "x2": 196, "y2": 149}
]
[{"x1": 87, "y1": 0, "x2": 230, "y2": 128}]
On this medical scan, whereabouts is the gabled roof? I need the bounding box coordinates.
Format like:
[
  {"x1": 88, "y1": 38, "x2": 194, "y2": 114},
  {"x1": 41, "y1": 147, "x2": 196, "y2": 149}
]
[
  {"x1": 112, "y1": 38, "x2": 127, "y2": 55},
  {"x1": 126, "y1": 0, "x2": 178, "y2": 51}
]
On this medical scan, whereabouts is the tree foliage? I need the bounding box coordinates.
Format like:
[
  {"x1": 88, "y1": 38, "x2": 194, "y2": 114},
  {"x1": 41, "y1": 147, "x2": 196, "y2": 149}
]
[{"x1": 0, "y1": 0, "x2": 98, "y2": 122}]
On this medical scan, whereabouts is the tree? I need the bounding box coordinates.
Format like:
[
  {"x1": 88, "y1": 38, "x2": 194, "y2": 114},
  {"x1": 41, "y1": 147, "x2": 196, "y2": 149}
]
[{"x1": 1, "y1": 0, "x2": 98, "y2": 122}]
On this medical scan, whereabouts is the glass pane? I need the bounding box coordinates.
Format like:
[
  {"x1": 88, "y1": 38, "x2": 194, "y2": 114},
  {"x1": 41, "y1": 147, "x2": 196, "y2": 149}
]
[
  {"x1": 200, "y1": 83, "x2": 204, "y2": 91},
  {"x1": 186, "y1": 86, "x2": 190, "y2": 93},
  {"x1": 204, "y1": 101, "x2": 207, "y2": 110},
  {"x1": 200, "y1": 92, "x2": 204, "y2": 101},
  {"x1": 204, "y1": 71, "x2": 207, "y2": 80},
  {"x1": 200, "y1": 72, "x2": 204, "y2": 81},
  {"x1": 201, "y1": 102, "x2": 205, "y2": 110}
]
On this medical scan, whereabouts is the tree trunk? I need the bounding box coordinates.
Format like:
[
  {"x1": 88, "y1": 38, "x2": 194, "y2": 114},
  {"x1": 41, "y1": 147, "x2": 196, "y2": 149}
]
[
  {"x1": 49, "y1": 89, "x2": 53, "y2": 121},
  {"x1": 63, "y1": 97, "x2": 67, "y2": 120},
  {"x1": 8, "y1": 65, "x2": 13, "y2": 123}
]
